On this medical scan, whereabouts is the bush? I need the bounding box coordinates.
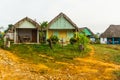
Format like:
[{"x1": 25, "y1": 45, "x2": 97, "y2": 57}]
[
  {"x1": 70, "y1": 37, "x2": 77, "y2": 44},
  {"x1": 0, "y1": 39, "x2": 4, "y2": 48},
  {"x1": 50, "y1": 35, "x2": 59, "y2": 44},
  {"x1": 70, "y1": 33, "x2": 89, "y2": 46},
  {"x1": 70, "y1": 33, "x2": 89, "y2": 51}
]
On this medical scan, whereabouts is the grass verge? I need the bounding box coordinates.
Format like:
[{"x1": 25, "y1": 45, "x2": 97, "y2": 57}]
[
  {"x1": 93, "y1": 44, "x2": 120, "y2": 64},
  {"x1": 5, "y1": 44, "x2": 90, "y2": 68}
]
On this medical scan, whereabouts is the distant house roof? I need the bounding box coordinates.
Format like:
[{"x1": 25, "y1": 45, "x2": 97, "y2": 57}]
[
  {"x1": 100, "y1": 25, "x2": 120, "y2": 38},
  {"x1": 78, "y1": 27, "x2": 94, "y2": 36},
  {"x1": 47, "y1": 12, "x2": 78, "y2": 30},
  {"x1": 13, "y1": 17, "x2": 40, "y2": 29}
]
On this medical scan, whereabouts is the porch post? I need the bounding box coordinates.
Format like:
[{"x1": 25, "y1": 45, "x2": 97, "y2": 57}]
[
  {"x1": 37, "y1": 29, "x2": 39, "y2": 44},
  {"x1": 46, "y1": 30, "x2": 48, "y2": 40},
  {"x1": 119, "y1": 38, "x2": 120, "y2": 44},
  {"x1": 112, "y1": 37, "x2": 114, "y2": 44},
  {"x1": 14, "y1": 29, "x2": 16, "y2": 44},
  {"x1": 107, "y1": 38, "x2": 109, "y2": 44}
]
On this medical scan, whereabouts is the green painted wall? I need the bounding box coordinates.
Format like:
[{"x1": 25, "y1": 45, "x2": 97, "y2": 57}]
[
  {"x1": 83, "y1": 29, "x2": 92, "y2": 36},
  {"x1": 53, "y1": 31, "x2": 59, "y2": 37},
  {"x1": 67, "y1": 31, "x2": 74, "y2": 39},
  {"x1": 49, "y1": 16, "x2": 75, "y2": 29}
]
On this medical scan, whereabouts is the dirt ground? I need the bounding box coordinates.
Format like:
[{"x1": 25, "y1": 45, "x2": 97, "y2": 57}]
[{"x1": 0, "y1": 46, "x2": 120, "y2": 80}]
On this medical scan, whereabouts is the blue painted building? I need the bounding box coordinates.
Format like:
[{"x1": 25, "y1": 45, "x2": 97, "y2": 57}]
[{"x1": 100, "y1": 25, "x2": 120, "y2": 44}]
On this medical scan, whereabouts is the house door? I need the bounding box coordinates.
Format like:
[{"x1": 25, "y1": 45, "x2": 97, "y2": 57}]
[{"x1": 32, "y1": 29, "x2": 37, "y2": 42}]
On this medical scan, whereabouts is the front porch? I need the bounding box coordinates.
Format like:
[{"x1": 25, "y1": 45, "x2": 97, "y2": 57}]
[
  {"x1": 14, "y1": 28, "x2": 39, "y2": 44},
  {"x1": 107, "y1": 37, "x2": 120, "y2": 44}
]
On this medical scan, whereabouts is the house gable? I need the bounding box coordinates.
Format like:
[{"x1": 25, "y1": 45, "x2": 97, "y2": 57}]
[
  {"x1": 79, "y1": 27, "x2": 94, "y2": 37},
  {"x1": 83, "y1": 28, "x2": 92, "y2": 36},
  {"x1": 49, "y1": 16, "x2": 75, "y2": 29},
  {"x1": 14, "y1": 17, "x2": 40, "y2": 29},
  {"x1": 18, "y1": 20, "x2": 36, "y2": 28}
]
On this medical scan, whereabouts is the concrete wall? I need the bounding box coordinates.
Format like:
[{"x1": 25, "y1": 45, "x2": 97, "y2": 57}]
[{"x1": 100, "y1": 38, "x2": 107, "y2": 44}]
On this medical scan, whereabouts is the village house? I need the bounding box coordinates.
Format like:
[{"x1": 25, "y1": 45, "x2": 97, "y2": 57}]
[
  {"x1": 4, "y1": 13, "x2": 96, "y2": 45},
  {"x1": 78, "y1": 27, "x2": 95, "y2": 42},
  {"x1": 100, "y1": 25, "x2": 120, "y2": 44},
  {"x1": 4, "y1": 17, "x2": 40, "y2": 44},
  {"x1": 46, "y1": 12, "x2": 78, "y2": 44}
]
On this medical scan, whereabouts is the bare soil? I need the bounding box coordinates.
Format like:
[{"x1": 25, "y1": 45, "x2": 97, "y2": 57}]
[{"x1": 0, "y1": 46, "x2": 120, "y2": 80}]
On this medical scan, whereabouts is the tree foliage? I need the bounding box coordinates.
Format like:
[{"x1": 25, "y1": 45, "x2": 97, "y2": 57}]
[
  {"x1": 39, "y1": 21, "x2": 48, "y2": 43},
  {"x1": 70, "y1": 32, "x2": 89, "y2": 50},
  {"x1": 47, "y1": 35, "x2": 59, "y2": 44},
  {"x1": 4, "y1": 24, "x2": 13, "y2": 33}
]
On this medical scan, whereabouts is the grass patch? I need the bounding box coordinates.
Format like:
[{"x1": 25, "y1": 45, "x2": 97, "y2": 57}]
[
  {"x1": 93, "y1": 44, "x2": 120, "y2": 64},
  {"x1": 5, "y1": 44, "x2": 90, "y2": 68},
  {"x1": 113, "y1": 70, "x2": 120, "y2": 80},
  {"x1": 0, "y1": 39, "x2": 4, "y2": 48}
]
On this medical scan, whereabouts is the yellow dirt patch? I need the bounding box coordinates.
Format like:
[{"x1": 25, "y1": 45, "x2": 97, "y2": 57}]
[
  {"x1": 89, "y1": 46, "x2": 95, "y2": 57},
  {"x1": 0, "y1": 48, "x2": 49, "y2": 80}
]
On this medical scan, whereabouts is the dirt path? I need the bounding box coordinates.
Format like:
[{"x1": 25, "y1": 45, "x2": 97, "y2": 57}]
[
  {"x1": 56, "y1": 46, "x2": 120, "y2": 80},
  {"x1": 75, "y1": 46, "x2": 120, "y2": 70},
  {"x1": 72, "y1": 46, "x2": 120, "y2": 80}
]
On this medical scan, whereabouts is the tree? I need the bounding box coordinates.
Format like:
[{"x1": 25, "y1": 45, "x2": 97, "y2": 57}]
[
  {"x1": 94, "y1": 33, "x2": 100, "y2": 44},
  {"x1": 39, "y1": 21, "x2": 48, "y2": 43},
  {"x1": 4, "y1": 24, "x2": 13, "y2": 33}
]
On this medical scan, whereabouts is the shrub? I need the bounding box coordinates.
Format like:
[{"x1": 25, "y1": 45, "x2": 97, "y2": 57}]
[
  {"x1": 70, "y1": 33, "x2": 89, "y2": 45},
  {"x1": 0, "y1": 39, "x2": 4, "y2": 48},
  {"x1": 70, "y1": 32, "x2": 89, "y2": 50},
  {"x1": 70, "y1": 37, "x2": 77, "y2": 44},
  {"x1": 50, "y1": 35, "x2": 59, "y2": 44}
]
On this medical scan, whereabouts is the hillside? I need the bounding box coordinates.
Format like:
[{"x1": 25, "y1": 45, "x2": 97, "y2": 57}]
[{"x1": 0, "y1": 45, "x2": 120, "y2": 80}]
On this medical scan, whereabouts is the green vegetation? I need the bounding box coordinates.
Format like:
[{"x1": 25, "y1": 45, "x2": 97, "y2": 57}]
[
  {"x1": 113, "y1": 70, "x2": 120, "y2": 80},
  {"x1": 39, "y1": 21, "x2": 48, "y2": 43},
  {"x1": 70, "y1": 32, "x2": 89, "y2": 51},
  {"x1": 49, "y1": 35, "x2": 59, "y2": 44},
  {"x1": 93, "y1": 44, "x2": 120, "y2": 64},
  {"x1": 4, "y1": 24, "x2": 13, "y2": 33},
  {"x1": 0, "y1": 39, "x2": 4, "y2": 48},
  {"x1": 5, "y1": 44, "x2": 90, "y2": 68}
]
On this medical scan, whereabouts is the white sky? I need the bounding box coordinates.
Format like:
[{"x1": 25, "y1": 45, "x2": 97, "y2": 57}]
[{"x1": 1, "y1": 0, "x2": 120, "y2": 33}]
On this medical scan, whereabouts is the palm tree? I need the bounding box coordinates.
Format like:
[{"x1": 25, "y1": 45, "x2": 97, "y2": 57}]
[{"x1": 40, "y1": 21, "x2": 48, "y2": 43}]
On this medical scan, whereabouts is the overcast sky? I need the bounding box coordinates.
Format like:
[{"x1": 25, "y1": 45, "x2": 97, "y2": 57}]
[{"x1": 1, "y1": 0, "x2": 120, "y2": 33}]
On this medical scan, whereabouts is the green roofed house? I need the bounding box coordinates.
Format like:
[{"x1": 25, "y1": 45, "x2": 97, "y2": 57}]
[
  {"x1": 78, "y1": 27, "x2": 95, "y2": 42},
  {"x1": 47, "y1": 12, "x2": 78, "y2": 44}
]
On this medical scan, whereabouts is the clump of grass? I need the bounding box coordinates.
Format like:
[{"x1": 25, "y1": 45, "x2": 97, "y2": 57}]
[
  {"x1": 0, "y1": 39, "x2": 4, "y2": 48},
  {"x1": 105, "y1": 45, "x2": 120, "y2": 50},
  {"x1": 93, "y1": 44, "x2": 120, "y2": 64},
  {"x1": 113, "y1": 70, "x2": 120, "y2": 80},
  {"x1": 113, "y1": 55, "x2": 120, "y2": 64}
]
